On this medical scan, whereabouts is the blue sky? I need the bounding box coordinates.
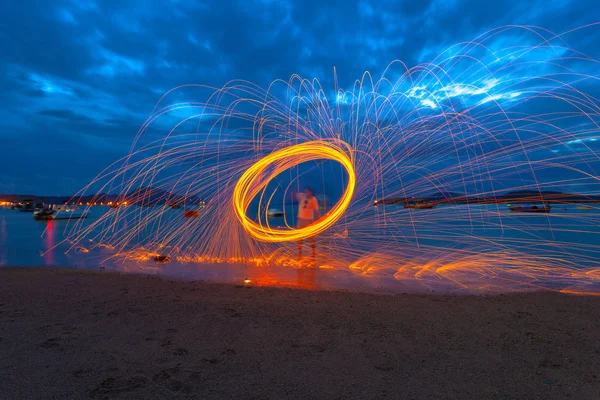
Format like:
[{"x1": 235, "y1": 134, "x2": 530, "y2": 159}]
[{"x1": 1, "y1": 0, "x2": 599, "y2": 194}]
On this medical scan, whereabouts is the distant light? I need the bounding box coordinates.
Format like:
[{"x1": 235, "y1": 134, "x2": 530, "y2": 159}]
[{"x1": 244, "y1": 278, "x2": 252, "y2": 284}]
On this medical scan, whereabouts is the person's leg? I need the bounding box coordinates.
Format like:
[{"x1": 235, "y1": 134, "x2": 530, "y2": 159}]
[
  {"x1": 297, "y1": 218, "x2": 310, "y2": 258},
  {"x1": 310, "y1": 235, "x2": 316, "y2": 259}
]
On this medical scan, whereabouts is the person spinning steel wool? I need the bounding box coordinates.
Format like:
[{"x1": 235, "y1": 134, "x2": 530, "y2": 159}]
[{"x1": 296, "y1": 187, "x2": 320, "y2": 259}]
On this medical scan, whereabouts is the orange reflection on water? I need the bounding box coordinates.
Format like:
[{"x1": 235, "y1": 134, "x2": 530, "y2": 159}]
[
  {"x1": 0, "y1": 216, "x2": 6, "y2": 265},
  {"x1": 44, "y1": 220, "x2": 54, "y2": 264},
  {"x1": 242, "y1": 267, "x2": 319, "y2": 290},
  {"x1": 85, "y1": 238, "x2": 600, "y2": 295}
]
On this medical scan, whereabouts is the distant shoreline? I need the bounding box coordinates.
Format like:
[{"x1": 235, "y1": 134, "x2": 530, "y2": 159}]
[
  {"x1": 376, "y1": 190, "x2": 600, "y2": 205},
  {"x1": 4, "y1": 188, "x2": 600, "y2": 207}
]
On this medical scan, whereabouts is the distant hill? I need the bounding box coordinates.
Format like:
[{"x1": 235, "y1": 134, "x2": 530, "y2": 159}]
[
  {"x1": 505, "y1": 190, "x2": 565, "y2": 195},
  {"x1": 376, "y1": 189, "x2": 600, "y2": 205},
  {"x1": 423, "y1": 191, "x2": 465, "y2": 201},
  {"x1": 127, "y1": 186, "x2": 204, "y2": 206}
]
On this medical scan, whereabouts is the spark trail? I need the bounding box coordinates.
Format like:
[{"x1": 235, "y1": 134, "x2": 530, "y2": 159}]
[{"x1": 63, "y1": 25, "x2": 600, "y2": 294}]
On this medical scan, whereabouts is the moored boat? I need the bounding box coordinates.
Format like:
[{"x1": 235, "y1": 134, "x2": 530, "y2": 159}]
[
  {"x1": 34, "y1": 205, "x2": 89, "y2": 220},
  {"x1": 19, "y1": 200, "x2": 40, "y2": 212},
  {"x1": 403, "y1": 199, "x2": 436, "y2": 209},
  {"x1": 267, "y1": 208, "x2": 284, "y2": 217},
  {"x1": 53, "y1": 205, "x2": 89, "y2": 219},
  {"x1": 508, "y1": 203, "x2": 551, "y2": 213},
  {"x1": 33, "y1": 207, "x2": 55, "y2": 220},
  {"x1": 183, "y1": 210, "x2": 199, "y2": 218},
  {"x1": 576, "y1": 205, "x2": 595, "y2": 210}
]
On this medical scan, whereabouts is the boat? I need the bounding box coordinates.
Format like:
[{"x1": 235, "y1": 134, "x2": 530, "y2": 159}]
[
  {"x1": 33, "y1": 207, "x2": 55, "y2": 220},
  {"x1": 403, "y1": 199, "x2": 436, "y2": 209},
  {"x1": 19, "y1": 200, "x2": 40, "y2": 212},
  {"x1": 34, "y1": 205, "x2": 89, "y2": 220},
  {"x1": 508, "y1": 203, "x2": 551, "y2": 213},
  {"x1": 53, "y1": 205, "x2": 89, "y2": 219},
  {"x1": 267, "y1": 208, "x2": 284, "y2": 217},
  {"x1": 577, "y1": 205, "x2": 595, "y2": 210},
  {"x1": 183, "y1": 210, "x2": 199, "y2": 218}
]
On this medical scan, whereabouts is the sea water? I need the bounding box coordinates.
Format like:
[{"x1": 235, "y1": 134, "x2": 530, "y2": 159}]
[{"x1": 1, "y1": 205, "x2": 599, "y2": 293}]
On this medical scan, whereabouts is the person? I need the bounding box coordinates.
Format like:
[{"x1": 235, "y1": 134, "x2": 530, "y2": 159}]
[{"x1": 296, "y1": 187, "x2": 320, "y2": 259}]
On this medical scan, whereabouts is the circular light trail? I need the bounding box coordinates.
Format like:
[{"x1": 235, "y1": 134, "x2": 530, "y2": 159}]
[{"x1": 233, "y1": 140, "x2": 355, "y2": 242}]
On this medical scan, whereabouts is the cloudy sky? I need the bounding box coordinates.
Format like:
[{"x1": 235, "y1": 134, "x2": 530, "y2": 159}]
[{"x1": 1, "y1": 0, "x2": 599, "y2": 194}]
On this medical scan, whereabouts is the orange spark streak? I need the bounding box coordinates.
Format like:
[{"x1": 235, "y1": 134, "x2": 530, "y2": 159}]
[{"x1": 233, "y1": 140, "x2": 356, "y2": 242}]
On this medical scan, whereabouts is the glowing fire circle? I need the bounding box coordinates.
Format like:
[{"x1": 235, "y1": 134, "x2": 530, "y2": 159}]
[{"x1": 233, "y1": 140, "x2": 356, "y2": 242}]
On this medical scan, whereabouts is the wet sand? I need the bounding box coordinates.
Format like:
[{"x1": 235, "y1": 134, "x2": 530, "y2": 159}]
[{"x1": 1, "y1": 268, "x2": 599, "y2": 399}]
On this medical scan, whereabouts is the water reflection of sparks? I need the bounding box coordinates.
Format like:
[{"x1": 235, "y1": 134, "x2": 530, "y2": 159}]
[{"x1": 245, "y1": 268, "x2": 318, "y2": 290}]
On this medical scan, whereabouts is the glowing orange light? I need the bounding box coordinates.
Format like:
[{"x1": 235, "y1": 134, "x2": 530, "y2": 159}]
[{"x1": 233, "y1": 140, "x2": 355, "y2": 242}]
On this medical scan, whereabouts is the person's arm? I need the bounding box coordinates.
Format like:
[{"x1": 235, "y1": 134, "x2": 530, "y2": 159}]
[{"x1": 291, "y1": 191, "x2": 302, "y2": 201}]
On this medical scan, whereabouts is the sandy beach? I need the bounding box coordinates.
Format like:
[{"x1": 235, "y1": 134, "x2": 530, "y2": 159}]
[{"x1": 1, "y1": 268, "x2": 599, "y2": 399}]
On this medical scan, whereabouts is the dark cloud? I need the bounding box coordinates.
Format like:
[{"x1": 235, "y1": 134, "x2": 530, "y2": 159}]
[
  {"x1": 38, "y1": 109, "x2": 94, "y2": 123},
  {"x1": 0, "y1": 0, "x2": 599, "y2": 193}
]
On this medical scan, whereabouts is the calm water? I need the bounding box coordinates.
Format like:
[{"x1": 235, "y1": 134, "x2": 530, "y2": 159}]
[
  {"x1": 0, "y1": 206, "x2": 387, "y2": 291},
  {"x1": 1, "y1": 205, "x2": 600, "y2": 294}
]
